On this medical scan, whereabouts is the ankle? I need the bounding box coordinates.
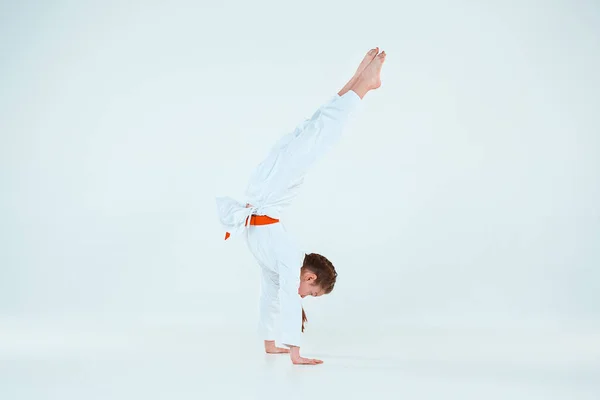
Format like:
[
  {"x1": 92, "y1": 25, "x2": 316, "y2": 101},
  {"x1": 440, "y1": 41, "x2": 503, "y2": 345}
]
[
  {"x1": 337, "y1": 76, "x2": 358, "y2": 97},
  {"x1": 349, "y1": 79, "x2": 369, "y2": 99}
]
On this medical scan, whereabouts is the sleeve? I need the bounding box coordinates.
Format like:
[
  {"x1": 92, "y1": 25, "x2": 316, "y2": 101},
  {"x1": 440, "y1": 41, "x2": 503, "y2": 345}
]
[
  {"x1": 276, "y1": 90, "x2": 363, "y2": 184},
  {"x1": 257, "y1": 268, "x2": 280, "y2": 341},
  {"x1": 277, "y1": 258, "x2": 304, "y2": 348}
]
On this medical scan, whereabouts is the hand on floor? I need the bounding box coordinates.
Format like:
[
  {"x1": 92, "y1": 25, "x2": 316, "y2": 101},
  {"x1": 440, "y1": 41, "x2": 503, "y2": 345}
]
[
  {"x1": 291, "y1": 356, "x2": 324, "y2": 365},
  {"x1": 289, "y1": 345, "x2": 323, "y2": 365},
  {"x1": 264, "y1": 340, "x2": 290, "y2": 354}
]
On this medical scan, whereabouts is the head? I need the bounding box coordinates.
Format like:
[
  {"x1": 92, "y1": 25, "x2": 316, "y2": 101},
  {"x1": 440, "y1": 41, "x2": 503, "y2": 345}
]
[
  {"x1": 297, "y1": 253, "x2": 337, "y2": 333},
  {"x1": 297, "y1": 253, "x2": 337, "y2": 298}
]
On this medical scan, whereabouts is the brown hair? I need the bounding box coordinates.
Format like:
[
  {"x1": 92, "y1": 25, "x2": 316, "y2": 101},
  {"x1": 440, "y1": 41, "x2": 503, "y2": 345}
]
[{"x1": 300, "y1": 253, "x2": 337, "y2": 332}]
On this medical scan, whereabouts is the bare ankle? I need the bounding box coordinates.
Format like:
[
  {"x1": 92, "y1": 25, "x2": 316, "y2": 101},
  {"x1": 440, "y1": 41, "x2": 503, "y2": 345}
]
[
  {"x1": 337, "y1": 76, "x2": 358, "y2": 97},
  {"x1": 348, "y1": 80, "x2": 370, "y2": 99}
]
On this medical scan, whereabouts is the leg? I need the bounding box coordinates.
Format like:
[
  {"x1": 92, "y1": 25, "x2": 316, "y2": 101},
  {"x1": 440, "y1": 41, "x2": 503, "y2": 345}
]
[{"x1": 245, "y1": 49, "x2": 387, "y2": 196}]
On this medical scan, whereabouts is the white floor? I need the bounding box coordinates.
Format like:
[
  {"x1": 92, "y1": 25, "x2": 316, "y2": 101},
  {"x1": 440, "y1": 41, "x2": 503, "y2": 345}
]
[{"x1": 1, "y1": 317, "x2": 598, "y2": 400}]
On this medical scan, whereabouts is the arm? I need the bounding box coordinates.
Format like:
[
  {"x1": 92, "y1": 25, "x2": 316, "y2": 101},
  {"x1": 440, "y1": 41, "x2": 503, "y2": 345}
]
[
  {"x1": 278, "y1": 261, "x2": 323, "y2": 365},
  {"x1": 258, "y1": 268, "x2": 290, "y2": 354},
  {"x1": 258, "y1": 268, "x2": 279, "y2": 340}
]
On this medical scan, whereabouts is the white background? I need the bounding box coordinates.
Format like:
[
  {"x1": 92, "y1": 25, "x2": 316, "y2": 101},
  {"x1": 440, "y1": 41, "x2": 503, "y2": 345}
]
[{"x1": 1, "y1": 0, "x2": 599, "y2": 399}]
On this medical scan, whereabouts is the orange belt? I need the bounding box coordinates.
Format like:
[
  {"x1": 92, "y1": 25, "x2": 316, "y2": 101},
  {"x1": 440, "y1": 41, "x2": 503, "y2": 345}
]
[{"x1": 224, "y1": 214, "x2": 280, "y2": 240}]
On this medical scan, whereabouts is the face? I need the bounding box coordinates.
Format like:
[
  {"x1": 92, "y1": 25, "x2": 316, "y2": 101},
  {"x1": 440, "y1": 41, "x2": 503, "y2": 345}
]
[{"x1": 297, "y1": 271, "x2": 325, "y2": 298}]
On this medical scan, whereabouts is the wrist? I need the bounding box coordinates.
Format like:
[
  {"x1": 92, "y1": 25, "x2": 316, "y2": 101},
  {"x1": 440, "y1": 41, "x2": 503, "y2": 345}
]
[
  {"x1": 289, "y1": 345, "x2": 300, "y2": 359},
  {"x1": 264, "y1": 340, "x2": 275, "y2": 350}
]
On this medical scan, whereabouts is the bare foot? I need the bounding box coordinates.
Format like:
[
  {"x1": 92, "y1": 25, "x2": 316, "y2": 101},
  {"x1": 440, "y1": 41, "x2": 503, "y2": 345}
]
[
  {"x1": 354, "y1": 47, "x2": 379, "y2": 78},
  {"x1": 348, "y1": 51, "x2": 386, "y2": 98},
  {"x1": 358, "y1": 50, "x2": 386, "y2": 90},
  {"x1": 337, "y1": 47, "x2": 379, "y2": 97}
]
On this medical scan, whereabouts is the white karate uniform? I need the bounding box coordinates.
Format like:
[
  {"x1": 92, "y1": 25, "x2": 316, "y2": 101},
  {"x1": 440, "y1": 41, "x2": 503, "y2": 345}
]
[{"x1": 215, "y1": 90, "x2": 362, "y2": 347}]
